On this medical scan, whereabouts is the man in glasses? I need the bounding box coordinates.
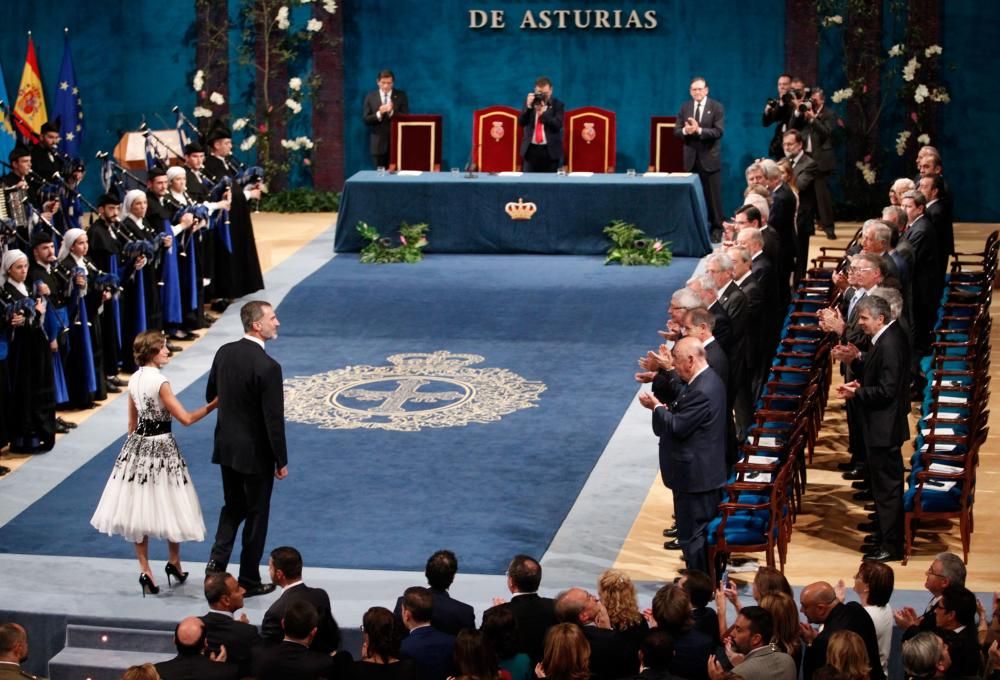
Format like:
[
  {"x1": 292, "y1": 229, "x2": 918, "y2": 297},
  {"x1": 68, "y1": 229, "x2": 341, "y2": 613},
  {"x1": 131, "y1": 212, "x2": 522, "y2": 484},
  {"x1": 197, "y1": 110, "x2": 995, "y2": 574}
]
[{"x1": 895, "y1": 553, "x2": 968, "y2": 637}]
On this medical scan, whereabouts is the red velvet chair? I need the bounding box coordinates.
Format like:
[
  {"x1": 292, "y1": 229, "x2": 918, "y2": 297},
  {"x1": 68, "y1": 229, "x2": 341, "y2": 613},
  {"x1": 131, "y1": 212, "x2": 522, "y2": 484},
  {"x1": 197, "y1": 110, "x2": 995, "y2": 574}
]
[
  {"x1": 562, "y1": 106, "x2": 616, "y2": 173},
  {"x1": 389, "y1": 114, "x2": 442, "y2": 171},
  {"x1": 648, "y1": 116, "x2": 685, "y2": 172},
  {"x1": 471, "y1": 106, "x2": 522, "y2": 172}
]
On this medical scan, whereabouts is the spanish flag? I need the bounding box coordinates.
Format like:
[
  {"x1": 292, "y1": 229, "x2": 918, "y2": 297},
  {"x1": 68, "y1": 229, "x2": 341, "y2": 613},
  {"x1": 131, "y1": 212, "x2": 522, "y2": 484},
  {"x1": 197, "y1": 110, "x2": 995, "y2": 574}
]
[{"x1": 14, "y1": 34, "x2": 47, "y2": 143}]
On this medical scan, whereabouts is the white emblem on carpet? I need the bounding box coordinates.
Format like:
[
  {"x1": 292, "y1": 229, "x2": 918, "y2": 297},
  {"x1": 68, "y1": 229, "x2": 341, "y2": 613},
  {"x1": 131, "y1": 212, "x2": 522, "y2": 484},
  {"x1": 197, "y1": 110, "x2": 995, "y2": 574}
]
[{"x1": 284, "y1": 351, "x2": 546, "y2": 431}]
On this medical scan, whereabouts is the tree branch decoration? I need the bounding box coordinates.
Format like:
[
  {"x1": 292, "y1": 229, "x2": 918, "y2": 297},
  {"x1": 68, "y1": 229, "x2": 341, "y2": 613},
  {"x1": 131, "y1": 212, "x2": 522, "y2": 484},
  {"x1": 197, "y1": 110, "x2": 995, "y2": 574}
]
[
  {"x1": 357, "y1": 221, "x2": 430, "y2": 264},
  {"x1": 603, "y1": 220, "x2": 673, "y2": 267}
]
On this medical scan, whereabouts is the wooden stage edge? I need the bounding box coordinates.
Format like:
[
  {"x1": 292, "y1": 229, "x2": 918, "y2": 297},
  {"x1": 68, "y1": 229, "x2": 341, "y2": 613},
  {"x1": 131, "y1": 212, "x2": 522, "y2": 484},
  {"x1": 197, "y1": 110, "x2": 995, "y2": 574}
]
[
  {"x1": 616, "y1": 221, "x2": 1000, "y2": 593},
  {"x1": 2, "y1": 215, "x2": 998, "y2": 592}
]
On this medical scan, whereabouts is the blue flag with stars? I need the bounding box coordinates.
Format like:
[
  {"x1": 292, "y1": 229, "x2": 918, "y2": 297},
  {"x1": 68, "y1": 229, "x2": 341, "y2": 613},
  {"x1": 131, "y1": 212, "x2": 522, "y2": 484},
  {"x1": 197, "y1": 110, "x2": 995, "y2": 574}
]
[
  {"x1": 0, "y1": 59, "x2": 15, "y2": 164},
  {"x1": 54, "y1": 30, "x2": 83, "y2": 158}
]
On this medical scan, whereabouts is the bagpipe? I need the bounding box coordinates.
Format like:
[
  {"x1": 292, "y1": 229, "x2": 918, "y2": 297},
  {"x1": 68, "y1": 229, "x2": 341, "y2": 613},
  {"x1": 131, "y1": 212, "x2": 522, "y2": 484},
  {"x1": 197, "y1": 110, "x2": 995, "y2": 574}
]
[{"x1": 3, "y1": 296, "x2": 38, "y2": 326}]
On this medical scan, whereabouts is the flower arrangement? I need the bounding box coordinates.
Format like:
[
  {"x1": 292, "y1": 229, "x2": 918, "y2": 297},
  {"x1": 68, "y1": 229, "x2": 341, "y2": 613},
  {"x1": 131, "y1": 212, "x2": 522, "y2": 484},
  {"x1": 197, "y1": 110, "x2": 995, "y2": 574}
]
[
  {"x1": 357, "y1": 221, "x2": 430, "y2": 264},
  {"x1": 603, "y1": 220, "x2": 673, "y2": 267}
]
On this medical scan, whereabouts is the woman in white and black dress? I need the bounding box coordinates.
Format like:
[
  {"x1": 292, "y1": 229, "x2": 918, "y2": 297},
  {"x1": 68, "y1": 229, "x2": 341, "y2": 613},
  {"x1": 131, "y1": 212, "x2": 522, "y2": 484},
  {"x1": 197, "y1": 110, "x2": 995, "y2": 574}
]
[{"x1": 91, "y1": 330, "x2": 217, "y2": 596}]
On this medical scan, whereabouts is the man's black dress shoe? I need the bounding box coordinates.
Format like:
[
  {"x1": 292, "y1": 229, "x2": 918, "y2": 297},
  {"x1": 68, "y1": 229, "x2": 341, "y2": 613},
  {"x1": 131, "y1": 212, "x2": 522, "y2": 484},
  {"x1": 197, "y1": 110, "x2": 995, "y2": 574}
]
[
  {"x1": 853, "y1": 490, "x2": 874, "y2": 502},
  {"x1": 55, "y1": 422, "x2": 70, "y2": 434},
  {"x1": 107, "y1": 375, "x2": 128, "y2": 387},
  {"x1": 842, "y1": 467, "x2": 866, "y2": 481},
  {"x1": 858, "y1": 521, "x2": 877, "y2": 533},
  {"x1": 851, "y1": 480, "x2": 869, "y2": 490},
  {"x1": 663, "y1": 527, "x2": 678, "y2": 538},
  {"x1": 836, "y1": 461, "x2": 855, "y2": 471},
  {"x1": 205, "y1": 560, "x2": 224, "y2": 575},
  {"x1": 166, "y1": 343, "x2": 184, "y2": 353},
  {"x1": 106, "y1": 381, "x2": 122, "y2": 394},
  {"x1": 243, "y1": 583, "x2": 278, "y2": 598},
  {"x1": 824, "y1": 226, "x2": 837, "y2": 240},
  {"x1": 663, "y1": 539, "x2": 682, "y2": 550},
  {"x1": 57, "y1": 417, "x2": 77, "y2": 429},
  {"x1": 864, "y1": 548, "x2": 902, "y2": 562}
]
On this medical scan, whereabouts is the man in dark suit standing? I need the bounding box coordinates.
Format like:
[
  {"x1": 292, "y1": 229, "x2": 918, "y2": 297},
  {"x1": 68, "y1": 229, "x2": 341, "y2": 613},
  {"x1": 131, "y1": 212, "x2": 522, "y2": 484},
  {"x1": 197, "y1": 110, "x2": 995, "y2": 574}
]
[
  {"x1": 363, "y1": 69, "x2": 409, "y2": 169},
  {"x1": 638, "y1": 337, "x2": 728, "y2": 573},
  {"x1": 206, "y1": 300, "x2": 288, "y2": 597},
  {"x1": 901, "y1": 190, "x2": 940, "y2": 391},
  {"x1": 797, "y1": 88, "x2": 838, "y2": 240},
  {"x1": 252, "y1": 601, "x2": 342, "y2": 680},
  {"x1": 760, "y1": 159, "x2": 797, "y2": 300},
  {"x1": 783, "y1": 130, "x2": 819, "y2": 282},
  {"x1": 483, "y1": 554, "x2": 557, "y2": 664},
  {"x1": 155, "y1": 617, "x2": 240, "y2": 680},
  {"x1": 675, "y1": 77, "x2": 725, "y2": 242},
  {"x1": 394, "y1": 550, "x2": 475, "y2": 636},
  {"x1": 518, "y1": 76, "x2": 564, "y2": 173},
  {"x1": 706, "y1": 253, "x2": 751, "y2": 436},
  {"x1": 201, "y1": 572, "x2": 263, "y2": 678},
  {"x1": 262, "y1": 547, "x2": 341, "y2": 653},
  {"x1": 400, "y1": 587, "x2": 456, "y2": 680},
  {"x1": 838, "y1": 295, "x2": 910, "y2": 562}
]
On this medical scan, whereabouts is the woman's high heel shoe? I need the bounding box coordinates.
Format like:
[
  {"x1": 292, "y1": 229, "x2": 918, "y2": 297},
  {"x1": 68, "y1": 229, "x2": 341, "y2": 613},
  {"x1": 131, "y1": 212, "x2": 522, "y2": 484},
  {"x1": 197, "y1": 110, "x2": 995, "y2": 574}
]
[
  {"x1": 139, "y1": 572, "x2": 160, "y2": 597},
  {"x1": 165, "y1": 562, "x2": 189, "y2": 587}
]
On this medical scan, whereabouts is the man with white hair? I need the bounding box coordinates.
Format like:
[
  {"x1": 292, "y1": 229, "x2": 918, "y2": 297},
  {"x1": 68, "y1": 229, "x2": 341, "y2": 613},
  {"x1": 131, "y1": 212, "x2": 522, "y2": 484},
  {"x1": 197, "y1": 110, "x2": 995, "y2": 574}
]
[
  {"x1": 687, "y1": 276, "x2": 733, "y2": 356},
  {"x1": 889, "y1": 178, "x2": 915, "y2": 207},
  {"x1": 705, "y1": 253, "x2": 750, "y2": 435}
]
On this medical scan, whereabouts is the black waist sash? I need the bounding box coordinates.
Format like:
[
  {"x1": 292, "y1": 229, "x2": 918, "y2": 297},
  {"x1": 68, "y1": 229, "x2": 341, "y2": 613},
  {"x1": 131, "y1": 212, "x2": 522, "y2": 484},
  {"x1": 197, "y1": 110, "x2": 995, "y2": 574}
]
[{"x1": 135, "y1": 419, "x2": 172, "y2": 436}]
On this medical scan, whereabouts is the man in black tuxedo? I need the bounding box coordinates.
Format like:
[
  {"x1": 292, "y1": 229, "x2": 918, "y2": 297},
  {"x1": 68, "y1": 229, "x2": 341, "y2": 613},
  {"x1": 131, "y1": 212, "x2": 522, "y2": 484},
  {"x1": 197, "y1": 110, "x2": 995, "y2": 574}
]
[
  {"x1": 729, "y1": 244, "x2": 770, "y2": 395},
  {"x1": 799, "y1": 582, "x2": 885, "y2": 680},
  {"x1": 555, "y1": 588, "x2": 637, "y2": 680},
  {"x1": 262, "y1": 546, "x2": 341, "y2": 653},
  {"x1": 518, "y1": 76, "x2": 564, "y2": 173},
  {"x1": 638, "y1": 337, "x2": 728, "y2": 572},
  {"x1": 760, "y1": 159, "x2": 797, "y2": 299},
  {"x1": 706, "y1": 252, "x2": 751, "y2": 436},
  {"x1": 393, "y1": 549, "x2": 475, "y2": 635},
  {"x1": 30, "y1": 120, "x2": 62, "y2": 182},
  {"x1": 155, "y1": 617, "x2": 240, "y2": 680},
  {"x1": 916, "y1": 152, "x2": 953, "y2": 248},
  {"x1": 783, "y1": 130, "x2": 819, "y2": 282},
  {"x1": 400, "y1": 587, "x2": 456, "y2": 680},
  {"x1": 900, "y1": 190, "x2": 940, "y2": 389},
  {"x1": 201, "y1": 572, "x2": 263, "y2": 677},
  {"x1": 675, "y1": 77, "x2": 725, "y2": 241},
  {"x1": 483, "y1": 554, "x2": 556, "y2": 664},
  {"x1": 919, "y1": 173, "x2": 953, "y2": 276},
  {"x1": 796, "y1": 87, "x2": 838, "y2": 240},
  {"x1": 206, "y1": 301, "x2": 288, "y2": 597},
  {"x1": 252, "y1": 600, "x2": 344, "y2": 680},
  {"x1": 838, "y1": 295, "x2": 910, "y2": 562},
  {"x1": 363, "y1": 69, "x2": 409, "y2": 169},
  {"x1": 930, "y1": 586, "x2": 982, "y2": 677},
  {"x1": 761, "y1": 73, "x2": 794, "y2": 159}
]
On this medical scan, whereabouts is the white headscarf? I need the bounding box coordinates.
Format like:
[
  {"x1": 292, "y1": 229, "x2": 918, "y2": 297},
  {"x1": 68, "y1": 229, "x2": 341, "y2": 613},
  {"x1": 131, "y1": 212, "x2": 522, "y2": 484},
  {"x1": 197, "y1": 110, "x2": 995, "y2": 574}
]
[
  {"x1": 0, "y1": 249, "x2": 29, "y2": 289},
  {"x1": 122, "y1": 189, "x2": 147, "y2": 220},
  {"x1": 58, "y1": 228, "x2": 86, "y2": 262},
  {"x1": 166, "y1": 166, "x2": 186, "y2": 182}
]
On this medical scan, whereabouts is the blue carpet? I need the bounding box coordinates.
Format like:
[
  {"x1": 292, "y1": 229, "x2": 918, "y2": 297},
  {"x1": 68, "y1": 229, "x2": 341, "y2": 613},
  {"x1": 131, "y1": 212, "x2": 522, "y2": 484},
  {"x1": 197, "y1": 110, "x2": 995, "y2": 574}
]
[{"x1": 0, "y1": 254, "x2": 697, "y2": 573}]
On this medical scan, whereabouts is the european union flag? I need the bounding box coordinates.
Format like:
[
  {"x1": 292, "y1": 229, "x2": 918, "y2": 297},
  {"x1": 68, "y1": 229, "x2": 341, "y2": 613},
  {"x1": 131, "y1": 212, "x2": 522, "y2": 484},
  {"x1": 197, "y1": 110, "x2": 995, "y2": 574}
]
[
  {"x1": 0, "y1": 59, "x2": 16, "y2": 163},
  {"x1": 53, "y1": 29, "x2": 83, "y2": 158}
]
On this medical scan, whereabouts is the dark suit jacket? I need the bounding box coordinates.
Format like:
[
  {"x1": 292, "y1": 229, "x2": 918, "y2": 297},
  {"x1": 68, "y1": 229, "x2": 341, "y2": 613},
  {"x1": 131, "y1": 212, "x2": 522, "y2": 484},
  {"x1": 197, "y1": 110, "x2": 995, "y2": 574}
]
[
  {"x1": 399, "y1": 625, "x2": 455, "y2": 680},
  {"x1": 252, "y1": 639, "x2": 341, "y2": 680},
  {"x1": 708, "y1": 300, "x2": 733, "y2": 360},
  {"x1": 262, "y1": 583, "x2": 341, "y2": 653},
  {"x1": 802, "y1": 106, "x2": 837, "y2": 173},
  {"x1": 483, "y1": 593, "x2": 557, "y2": 664},
  {"x1": 803, "y1": 603, "x2": 885, "y2": 680},
  {"x1": 207, "y1": 338, "x2": 287, "y2": 476},
  {"x1": 849, "y1": 321, "x2": 910, "y2": 448},
  {"x1": 790, "y1": 153, "x2": 818, "y2": 237},
  {"x1": 581, "y1": 625, "x2": 638, "y2": 680},
  {"x1": 667, "y1": 627, "x2": 715, "y2": 680},
  {"x1": 768, "y1": 184, "x2": 798, "y2": 277},
  {"x1": 394, "y1": 587, "x2": 475, "y2": 636},
  {"x1": 363, "y1": 89, "x2": 410, "y2": 156},
  {"x1": 939, "y1": 626, "x2": 982, "y2": 677},
  {"x1": 762, "y1": 101, "x2": 794, "y2": 159},
  {"x1": 718, "y1": 282, "x2": 749, "y2": 388},
  {"x1": 200, "y1": 611, "x2": 263, "y2": 678},
  {"x1": 30, "y1": 143, "x2": 60, "y2": 181},
  {"x1": 925, "y1": 198, "x2": 954, "y2": 267},
  {"x1": 155, "y1": 653, "x2": 241, "y2": 680},
  {"x1": 902, "y1": 214, "x2": 941, "y2": 334},
  {"x1": 518, "y1": 96, "x2": 565, "y2": 161},
  {"x1": 652, "y1": 367, "x2": 728, "y2": 493},
  {"x1": 674, "y1": 97, "x2": 724, "y2": 172},
  {"x1": 652, "y1": 339, "x2": 729, "y2": 404}
]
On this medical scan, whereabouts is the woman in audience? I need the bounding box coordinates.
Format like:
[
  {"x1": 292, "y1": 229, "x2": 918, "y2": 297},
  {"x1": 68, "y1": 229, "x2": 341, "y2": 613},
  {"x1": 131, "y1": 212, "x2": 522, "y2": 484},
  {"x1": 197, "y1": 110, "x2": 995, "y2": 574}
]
[
  {"x1": 120, "y1": 664, "x2": 160, "y2": 680},
  {"x1": 826, "y1": 630, "x2": 871, "y2": 680},
  {"x1": 759, "y1": 592, "x2": 805, "y2": 669},
  {"x1": 836, "y1": 561, "x2": 894, "y2": 678},
  {"x1": 598, "y1": 569, "x2": 649, "y2": 649},
  {"x1": 353, "y1": 607, "x2": 417, "y2": 680},
  {"x1": 482, "y1": 605, "x2": 531, "y2": 680},
  {"x1": 535, "y1": 623, "x2": 589, "y2": 680},
  {"x1": 716, "y1": 566, "x2": 793, "y2": 637},
  {"x1": 90, "y1": 330, "x2": 216, "y2": 595},
  {"x1": 777, "y1": 158, "x2": 798, "y2": 195},
  {"x1": 452, "y1": 629, "x2": 504, "y2": 680}
]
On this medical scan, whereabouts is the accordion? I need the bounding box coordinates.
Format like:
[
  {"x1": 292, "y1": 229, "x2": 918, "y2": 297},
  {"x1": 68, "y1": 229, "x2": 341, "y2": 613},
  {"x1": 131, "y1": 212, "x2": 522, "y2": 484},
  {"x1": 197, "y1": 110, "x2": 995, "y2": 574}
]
[{"x1": 0, "y1": 186, "x2": 29, "y2": 230}]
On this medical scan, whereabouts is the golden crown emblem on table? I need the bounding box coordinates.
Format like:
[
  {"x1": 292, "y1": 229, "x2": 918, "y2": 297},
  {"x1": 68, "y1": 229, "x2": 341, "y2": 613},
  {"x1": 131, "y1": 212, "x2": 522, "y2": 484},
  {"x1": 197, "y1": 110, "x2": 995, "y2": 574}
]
[{"x1": 505, "y1": 198, "x2": 537, "y2": 221}]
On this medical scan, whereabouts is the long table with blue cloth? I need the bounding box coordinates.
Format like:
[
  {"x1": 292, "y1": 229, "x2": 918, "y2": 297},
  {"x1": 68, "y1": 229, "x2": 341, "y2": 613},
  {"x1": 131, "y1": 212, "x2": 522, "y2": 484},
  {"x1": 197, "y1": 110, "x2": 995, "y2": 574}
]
[{"x1": 333, "y1": 171, "x2": 714, "y2": 257}]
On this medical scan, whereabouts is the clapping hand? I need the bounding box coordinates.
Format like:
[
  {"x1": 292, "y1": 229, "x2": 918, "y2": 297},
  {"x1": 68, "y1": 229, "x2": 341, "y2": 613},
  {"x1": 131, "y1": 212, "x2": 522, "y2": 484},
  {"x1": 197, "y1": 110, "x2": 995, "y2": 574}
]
[
  {"x1": 837, "y1": 379, "x2": 860, "y2": 399},
  {"x1": 894, "y1": 606, "x2": 921, "y2": 629},
  {"x1": 638, "y1": 392, "x2": 661, "y2": 410}
]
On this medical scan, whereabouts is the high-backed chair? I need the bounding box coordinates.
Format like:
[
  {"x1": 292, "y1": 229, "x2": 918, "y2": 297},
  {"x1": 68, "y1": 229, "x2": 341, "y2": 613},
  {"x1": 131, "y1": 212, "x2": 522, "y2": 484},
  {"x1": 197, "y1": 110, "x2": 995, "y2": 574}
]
[
  {"x1": 471, "y1": 106, "x2": 522, "y2": 172},
  {"x1": 648, "y1": 116, "x2": 685, "y2": 172},
  {"x1": 562, "y1": 106, "x2": 616, "y2": 173},
  {"x1": 389, "y1": 114, "x2": 442, "y2": 171}
]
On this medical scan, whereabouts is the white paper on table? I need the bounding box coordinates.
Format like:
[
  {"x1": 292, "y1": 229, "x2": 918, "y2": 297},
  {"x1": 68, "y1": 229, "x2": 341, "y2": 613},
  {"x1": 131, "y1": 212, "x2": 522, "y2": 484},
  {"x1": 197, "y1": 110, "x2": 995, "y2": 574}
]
[
  {"x1": 568, "y1": 171, "x2": 594, "y2": 177},
  {"x1": 643, "y1": 172, "x2": 670, "y2": 177},
  {"x1": 498, "y1": 171, "x2": 523, "y2": 177},
  {"x1": 668, "y1": 172, "x2": 694, "y2": 177},
  {"x1": 396, "y1": 170, "x2": 423, "y2": 176}
]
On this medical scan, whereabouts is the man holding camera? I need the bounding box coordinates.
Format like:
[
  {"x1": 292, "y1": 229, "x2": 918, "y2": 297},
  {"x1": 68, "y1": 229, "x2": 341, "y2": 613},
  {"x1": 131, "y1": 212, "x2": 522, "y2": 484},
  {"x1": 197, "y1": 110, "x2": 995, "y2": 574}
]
[
  {"x1": 762, "y1": 73, "x2": 794, "y2": 159},
  {"x1": 518, "y1": 76, "x2": 565, "y2": 173},
  {"x1": 675, "y1": 76, "x2": 725, "y2": 243},
  {"x1": 792, "y1": 87, "x2": 837, "y2": 240}
]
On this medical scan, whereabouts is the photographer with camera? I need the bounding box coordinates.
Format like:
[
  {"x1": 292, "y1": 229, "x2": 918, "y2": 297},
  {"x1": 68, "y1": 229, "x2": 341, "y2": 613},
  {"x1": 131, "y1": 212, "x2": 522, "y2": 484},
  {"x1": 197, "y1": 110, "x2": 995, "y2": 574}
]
[
  {"x1": 791, "y1": 87, "x2": 837, "y2": 240},
  {"x1": 762, "y1": 74, "x2": 794, "y2": 159},
  {"x1": 518, "y1": 76, "x2": 565, "y2": 173}
]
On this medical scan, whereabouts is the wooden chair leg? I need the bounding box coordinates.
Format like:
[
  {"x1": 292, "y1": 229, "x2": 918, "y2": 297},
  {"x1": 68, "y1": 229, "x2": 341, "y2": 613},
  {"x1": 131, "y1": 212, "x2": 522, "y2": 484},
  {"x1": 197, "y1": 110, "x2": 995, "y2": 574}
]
[{"x1": 902, "y1": 513, "x2": 913, "y2": 566}]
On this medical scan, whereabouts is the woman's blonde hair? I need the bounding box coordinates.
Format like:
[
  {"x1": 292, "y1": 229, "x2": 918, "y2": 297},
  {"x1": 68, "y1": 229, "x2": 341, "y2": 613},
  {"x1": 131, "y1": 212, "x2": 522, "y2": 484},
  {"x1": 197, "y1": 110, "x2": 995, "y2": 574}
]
[
  {"x1": 826, "y1": 630, "x2": 871, "y2": 680},
  {"x1": 597, "y1": 569, "x2": 642, "y2": 630}
]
